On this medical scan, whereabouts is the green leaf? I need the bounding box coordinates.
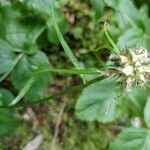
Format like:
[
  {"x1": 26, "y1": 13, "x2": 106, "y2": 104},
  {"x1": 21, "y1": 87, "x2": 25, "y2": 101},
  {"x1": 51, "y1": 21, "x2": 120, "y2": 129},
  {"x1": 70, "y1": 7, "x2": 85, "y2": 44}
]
[
  {"x1": 0, "y1": 108, "x2": 21, "y2": 136},
  {"x1": 11, "y1": 51, "x2": 51, "y2": 100},
  {"x1": 104, "y1": 0, "x2": 118, "y2": 8},
  {"x1": 106, "y1": 0, "x2": 140, "y2": 29},
  {"x1": 0, "y1": 40, "x2": 15, "y2": 75},
  {"x1": 144, "y1": 97, "x2": 150, "y2": 127},
  {"x1": 5, "y1": 17, "x2": 44, "y2": 53},
  {"x1": 0, "y1": 89, "x2": 14, "y2": 105},
  {"x1": 75, "y1": 77, "x2": 123, "y2": 122},
  {"x1": 18, "y1": 0, "x2": 52, "y2": 15},
  {"x1": 125, "y1": 87, "x2": 148, "y2": 117},
  {"x1": 0, "y1": 53, "x2": 24, "y2": 83},
  {"x1": 116, "y1": 0, "x2": 140, "y2": 29},
  {"x1": 0, "y1": 6, "x2": 44, "y2": 54},
  {"x1": 109, "y1": 127, "x2": 150, "y2": 150},
  {"x1": 0, "y1": 0, "x2": 10, "y2": 6},
  {"x1": 90, "y1": 0, "x2": 104, "y2": 19},
  {"x1": 0, "y1": 6, "x2": 21, "y2": 39},
  {"x1": 117, "y1": 28, "x2": 150, "y2": 49},
  {"x1": 0, "y1": 89, "x2": 20, "y2": 136},
  {"x1": 105, "y1": 0, "x2": 150, "y2": 47}
]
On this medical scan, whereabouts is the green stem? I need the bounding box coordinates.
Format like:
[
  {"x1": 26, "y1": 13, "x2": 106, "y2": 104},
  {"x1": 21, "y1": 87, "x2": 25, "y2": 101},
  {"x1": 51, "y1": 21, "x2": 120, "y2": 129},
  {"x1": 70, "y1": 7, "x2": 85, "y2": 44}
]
[
  {"x1": 2, "y1": 76, "x2": 105, "y2": 109},
  {"x1": 37, "y1": 68, "x2": 101, "y2": 75},
  {"x1": 9, "y1": 66, "x2": 102, "y2": 106}
]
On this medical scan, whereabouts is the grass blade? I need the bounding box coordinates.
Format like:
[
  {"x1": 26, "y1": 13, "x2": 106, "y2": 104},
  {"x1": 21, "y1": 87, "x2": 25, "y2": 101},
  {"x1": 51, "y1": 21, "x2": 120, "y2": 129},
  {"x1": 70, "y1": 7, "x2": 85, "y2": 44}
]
[
  {"x1": 104, "y1": 22, "x2": 120, "y2": 55},
  {"x1": 9, "y1": 75, "x2": 36, "y2": 106},
  {"x1": 50, "y1": 0, "x2": 82, "y2": 69}
]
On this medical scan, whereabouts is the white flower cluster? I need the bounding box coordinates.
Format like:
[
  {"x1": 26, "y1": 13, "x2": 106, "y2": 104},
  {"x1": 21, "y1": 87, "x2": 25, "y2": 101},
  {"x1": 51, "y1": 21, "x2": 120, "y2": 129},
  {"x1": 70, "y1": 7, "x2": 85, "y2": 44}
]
[{"x1": 109, "y1": 47, "x2": 150, "y2": 90}]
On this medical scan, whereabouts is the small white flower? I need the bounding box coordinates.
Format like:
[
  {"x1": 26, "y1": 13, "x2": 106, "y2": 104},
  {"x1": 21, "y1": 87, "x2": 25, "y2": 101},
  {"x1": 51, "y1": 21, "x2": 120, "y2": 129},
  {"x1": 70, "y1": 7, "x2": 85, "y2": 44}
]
[
  {"x1": 138, "y1": 66, "x2": 144, "y2": 73},
  {"x1": 135, "y1": 61, "x2": 141, "y2": 67},
  {"x1": 126, "y1": 76, "x2": 133, "y2": 89},
  {"x1": 139, "y1": 74, "x2": 146, "y2": 84},
  {"x1": 121, "y1": 65, "x2": 134, "y2": 76},
  {"x1": 119, "y1": 55, "x2": 128, "y2": 64},
  {"x1": 108, "y1": 46, "x2": 150, "y2": 90}
]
